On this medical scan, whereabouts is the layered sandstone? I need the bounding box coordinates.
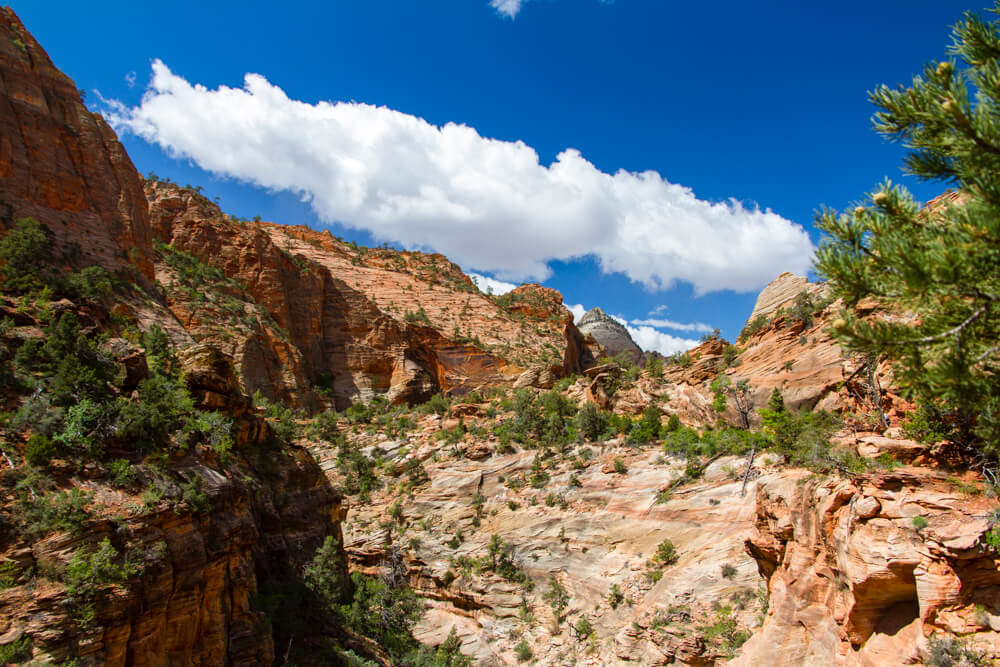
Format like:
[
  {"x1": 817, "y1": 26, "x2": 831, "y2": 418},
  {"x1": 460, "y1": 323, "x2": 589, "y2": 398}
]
[
  {"x1": 0, "y1": 341, "x2": 348, "y2": 666},
  {"x1": 577, "y1": 307, "x2": 643, "y2": 364},
  {"x1": 0, "y1": 8, "x2": 153, "y2": 280},
  {"x1": 747, "y1": 272, "x2": 826, "y2": 323},
  {"x1": 737, "y1": 468, "x2": 1000, "y2": 666},
  {"x1": 147, "y1": 181, "x2": 591, "y2": 410}
]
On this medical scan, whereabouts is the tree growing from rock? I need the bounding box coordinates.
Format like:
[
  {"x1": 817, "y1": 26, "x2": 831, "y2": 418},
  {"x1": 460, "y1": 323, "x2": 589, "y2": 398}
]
[
  {"x1": 711, "y1": 375, "x2": 753, "y2": 429},
  {"x1": 814, "y1": 3, "x2": 1000, "y2": 462}
]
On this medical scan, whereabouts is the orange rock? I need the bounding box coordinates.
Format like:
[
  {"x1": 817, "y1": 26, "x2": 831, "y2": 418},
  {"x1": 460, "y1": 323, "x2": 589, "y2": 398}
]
[{"x1": 0, "y1": 9, "x2": 154, "y2": 281}]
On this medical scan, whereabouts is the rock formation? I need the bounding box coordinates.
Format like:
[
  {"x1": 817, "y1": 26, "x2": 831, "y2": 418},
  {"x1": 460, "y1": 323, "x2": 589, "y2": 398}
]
[
  {"x1": 0, "y1": 9, "x2": 997, "y2": 667},
  {"x1": 577, "y1": 307, "x2": 643, "y2": 364},
  {"x1": 0, "y1": 8, "x2": 153, "y2": 281},
  {"x1": 737, "y1": 468, "x2": 1000, "y2": 666},
  {"x1": 146, "y1": 181, "x2": 592, "y2": 410},
  {"x1": 746, "y1": 272, "x2": 827, "y2": 323}
]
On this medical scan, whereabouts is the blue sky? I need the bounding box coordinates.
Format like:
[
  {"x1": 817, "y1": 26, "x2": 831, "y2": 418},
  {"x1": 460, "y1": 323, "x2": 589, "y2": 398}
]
[{"x1": 13, "y1": 1, "x2": 984, "y2": 352}]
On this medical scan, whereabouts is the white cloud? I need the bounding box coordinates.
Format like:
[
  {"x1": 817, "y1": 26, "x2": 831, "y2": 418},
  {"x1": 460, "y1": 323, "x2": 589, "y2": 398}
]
[
  {"x1": 630, "y1": 317, "x2": 714, "y2": 333},
  {"x1": 626, "y1": 325, "x2": 699, "y2": 357},
  {"x1": 468, "y1": 272, "x2": 518, "y2": 295},
  {"x1": 649, "y1": 304, "x2": 669, "y2": 316},
  {"x1": 490, "y1": 0, "x2": 525, "y2": 18},
  {"x1": 105, "y1": 61, "x2": 815, "y2": 294},
  {"x1": 566, "y1": 303, "x2": 587, "y2": 323},
  {"x1": 125, "y1": 71, "x2": 136, "y2": 88}
]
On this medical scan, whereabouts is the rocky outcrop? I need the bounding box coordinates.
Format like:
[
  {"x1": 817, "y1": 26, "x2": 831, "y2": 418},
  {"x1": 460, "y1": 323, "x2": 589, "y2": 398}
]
[
  {"x1": 738, "y1": 468, "x2": 1000, "y2": 666},
  {"x1": 0, "y1": 8, "x2": 153, "y2": 280},
  {"x1": 577, "y1": 307, "x2": 643, "y2": 364},
  {"x1": 747, "y1": 272, "x2": 826, "y2": 323},
  {"x1": 0, "y1": 345, "x2": 348, "y2": 666},
  {"x1": 148, "y1": 182, "x2": 591, "y2": 409}
]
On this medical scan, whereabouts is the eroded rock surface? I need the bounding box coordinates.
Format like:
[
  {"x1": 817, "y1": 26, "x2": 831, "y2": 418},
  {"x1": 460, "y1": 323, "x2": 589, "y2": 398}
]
[
  {"x1": 0, "y1": 8, "x2": 153, "y2": 280},
  {"x1": 738, "y1": 469, "x2": 1000, "y2": 666},
  {"x1": 577, "y1": 307, "x2": 643, "y2": 364}
]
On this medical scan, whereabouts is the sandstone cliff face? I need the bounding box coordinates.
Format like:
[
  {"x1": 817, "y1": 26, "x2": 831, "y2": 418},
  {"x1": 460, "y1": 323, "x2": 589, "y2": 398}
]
[
  {"x1": 0, "y1": 339, "x2": 348, "y2": 666},
  {"x1": 0, "y1": 8, "x2": 153, "y2": 281},
  {"x1": 738, "y1": 468, "x2": 1000, "y2": 666},
  {"x1": 147, "y1": 181, "x2": 590, "y2": 410},
  {"x1": 577, "y1": 307, "x2": 643, "y2": 364}
]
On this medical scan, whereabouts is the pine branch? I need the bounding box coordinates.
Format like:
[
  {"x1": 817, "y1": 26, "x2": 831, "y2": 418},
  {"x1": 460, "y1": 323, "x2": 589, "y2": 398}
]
[{"x1": 880, "y1": 303, "x2": 988, "y2": 346}]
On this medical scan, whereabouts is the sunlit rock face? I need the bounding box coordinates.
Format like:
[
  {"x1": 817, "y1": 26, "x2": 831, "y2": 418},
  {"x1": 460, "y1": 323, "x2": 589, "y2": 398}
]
[
  {"x1": 0, "y1": 8, "x2": 154, "y2": 281},
  {"x1": 577, "y1": 307, "x2": 643, "y2": 364}
]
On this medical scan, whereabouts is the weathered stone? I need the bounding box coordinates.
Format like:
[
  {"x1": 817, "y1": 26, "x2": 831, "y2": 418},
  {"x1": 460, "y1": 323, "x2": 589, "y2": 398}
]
[
  {"x1": 0, "y1": 8, "x2": 154, "y2": 280},
  {"x1": 577, "y1": 307, "x2": 643, "y2": 364}
]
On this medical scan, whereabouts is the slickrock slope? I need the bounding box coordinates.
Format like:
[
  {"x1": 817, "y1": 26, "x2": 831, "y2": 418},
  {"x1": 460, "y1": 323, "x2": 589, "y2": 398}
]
[
  {"x1": 0, "y1": 9, "x2": 153, "y2": 280},
  {"x1": 737, "y1": 469, "x2": 1000, "y2": 666},
  {"x1": 315, "y1": 417, "x2": 768, "y2": 666},
  {"x1": 147, "y1": 180, "x2": 591, "y2": 410},
  {"x1": 577, "y1": 307, "x2": 643, "y2": 364}
]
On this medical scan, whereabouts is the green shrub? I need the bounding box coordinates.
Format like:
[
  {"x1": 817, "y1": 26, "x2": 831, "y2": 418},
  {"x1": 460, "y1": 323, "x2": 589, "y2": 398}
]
[
  {"x1": 409, "y1": 626, "x2": 473, "y2": 666},
  {"x1": 0, "y1": 561, "x2": 21, "y2": 590},
  {"x1": 543, "y1": 576, "x2": 569, "y2": 622},
  {"x1": 573, "y1": 616, "x2": 594, "y2": 639},
  {"x1": 514, "y1": 639, "x2": 532, "y2": 662},
  {"x1": 653, "y1": 538, "x2": 678, "y2": 566},
  {"x1": 252, "y1": 391, "x2": 300, "y2": 444},
  {"x1": 65, "y1": 537, "x2": 138, "y2": 597},
  {"x1": 739, "y1": 314, "x2": 769, "y2": 341},
  {"x1": 340, "y1": 572, "x2": 422, "y2": 659},
  {"x1": 0, "y1": 637, "x2": 32, "y2": 664},
  {"x1": 607, "y1": 583, "x2": 624, "y2": 609},
  {"x1": 24, "y1": 434, "x2": 57, "y2": 466},
  {"x1": 116, "y1": 375, "x2": 194, "y2": 451},
  {"x1": 664, "y1": 414, "x2": 681, "y2": 433},
  {"x1": 0, "y1": 218, "x2": 55, "y2": 293},
  {"x1": 721, "y1": 563, "x2": 737, "y2": 579},
  {"x1": 926, "y1": 633, "x2": 990, "y2": 667},
  {"x1": 698, "y1": 604, "x2": 749, "y2": 658},
  {"x1": 16, "y1": 487, "x2": 91, "y2": 537},
  {"x1": 56, "y1": 397, "x2": 119, "y2": 458},
  {"x1": 612, "y1": 457, "x2": 627, "y2": 474},
  {"x1": 575, "y1": 402, "x2": 607, "y2": 442},
  {"x1": 421, "y1": 393, "x2": 450, "y2": 416},
  {"x1": 107, "y1": 458, "x2": 137, "y2": 488},
  {"x1": 179, "y1": 473, "x2": 210, "y2": 513},
  {"x1": 629, "y1": 404, "x2": 662, "y2": 444},
  {"x1": 303, "y1": 535, "x2": 350, "y2": 608},
  {"x1": 65, "y1": 265, "x2": 114, "y2": 301}
]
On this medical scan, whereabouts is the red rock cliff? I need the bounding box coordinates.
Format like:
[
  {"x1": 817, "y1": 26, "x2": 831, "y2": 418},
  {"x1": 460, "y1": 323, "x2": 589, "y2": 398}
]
[{"x1": 0, "y1": 8, "x2": 153, "y2": 280}]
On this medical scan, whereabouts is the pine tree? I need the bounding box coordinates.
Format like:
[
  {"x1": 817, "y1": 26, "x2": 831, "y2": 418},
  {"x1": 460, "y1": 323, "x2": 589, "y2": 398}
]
[
  {"x1": 767, "y1": 388, "x2": 786, "y2": 413},
  {"x1": 814, "y1": 4, "x2": 1000, "y2": 459}
]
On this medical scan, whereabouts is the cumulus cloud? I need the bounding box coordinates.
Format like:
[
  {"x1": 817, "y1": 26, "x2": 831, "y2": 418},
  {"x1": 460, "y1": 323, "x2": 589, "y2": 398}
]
[
  {"x1": 468, "y1": 272, "x2": 518, "y2": 295},
  {"x1": 609, "y1": 311, "x2": 697, "y2": 356},
  {"x1": 490, "y1": 0, "x2": 525, "y2": 18},
  {"x1": 626, "y1": 325, "x2": 699, "y2": 357},
  {"x1": 630, "y1": 317, "x2": 714, "y2": 333},
  {"x1": 566, "y1": 303, "x2": 587, "y2": 323},
  {"x1": 104, "y1": 61, "x2": 814, "y2": 294}
]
